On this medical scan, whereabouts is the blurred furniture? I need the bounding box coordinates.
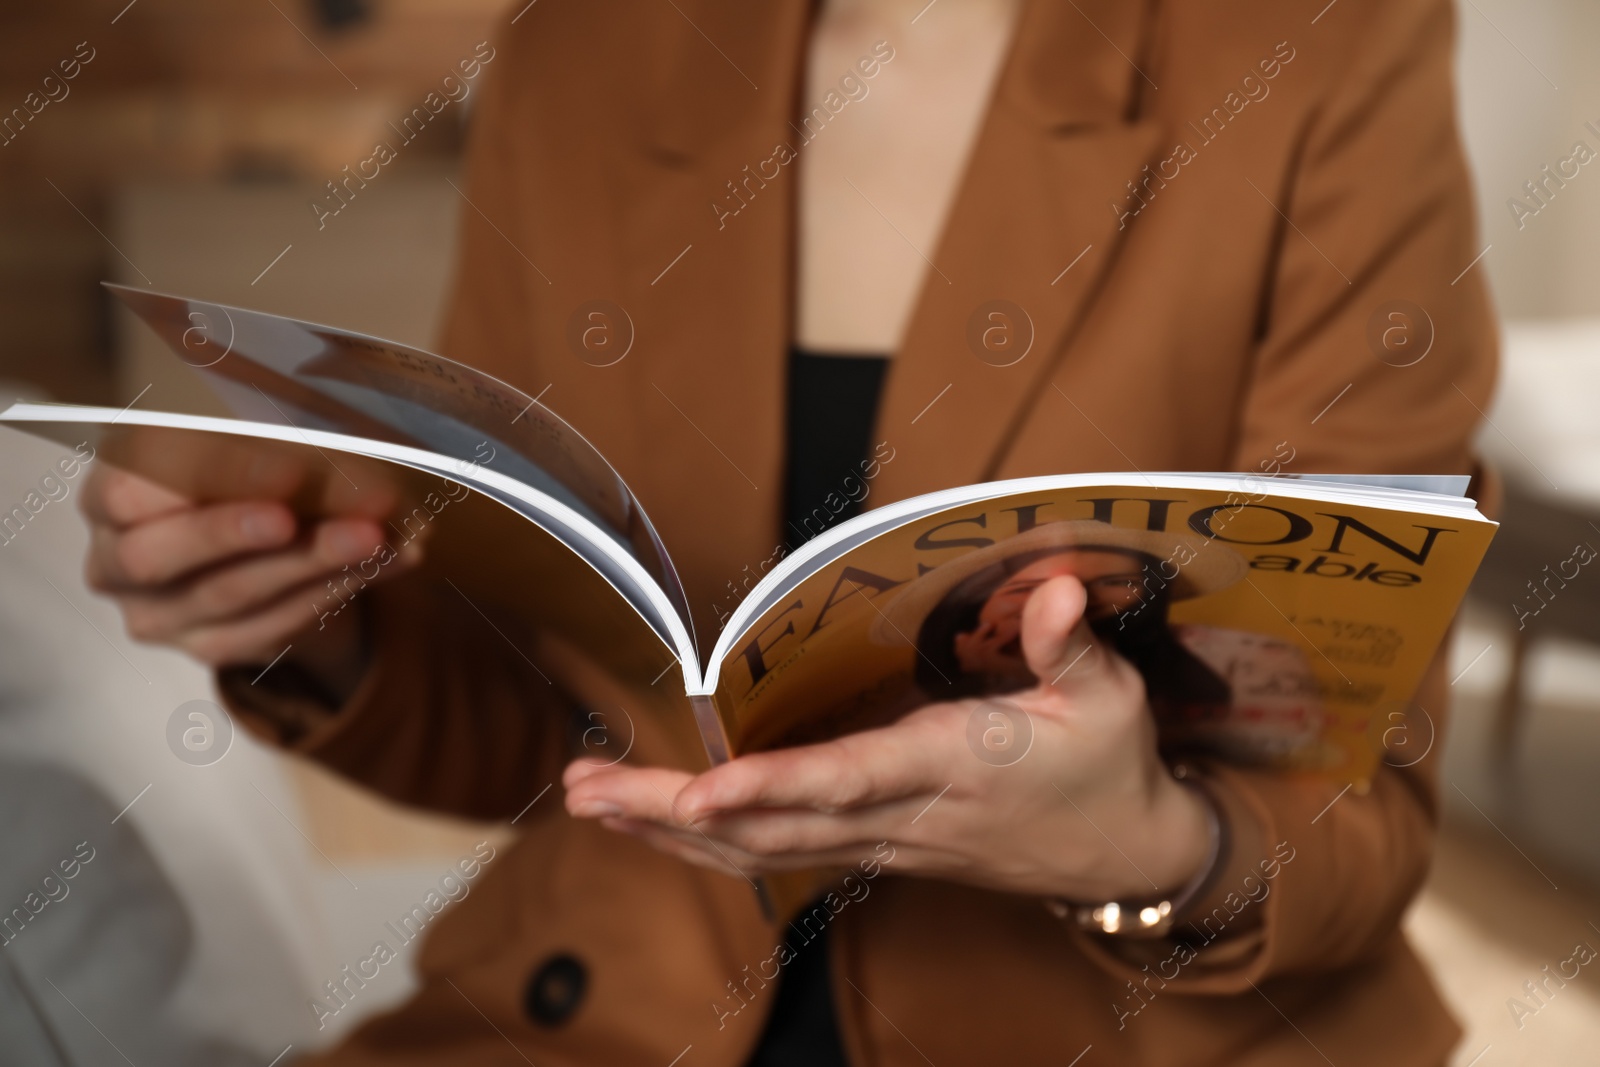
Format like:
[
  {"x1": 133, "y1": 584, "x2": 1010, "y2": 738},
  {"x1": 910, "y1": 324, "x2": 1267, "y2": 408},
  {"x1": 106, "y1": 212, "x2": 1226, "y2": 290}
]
[
  {"x1": 1470, "y1": 482, "x2": 1600, "y2": 757},
  {"x1": 0, "y1": 762, "x2": 258, "y2": 1066},
  {"x1": 0, "y1": 0, "x2": 499, "y2": 406},
  {"x1": 0, "y1": 427, "x2": 327, "y2": 1057},
  {"x1": 1467, "y1": 319, "x2": 1600, "y2": 760}
]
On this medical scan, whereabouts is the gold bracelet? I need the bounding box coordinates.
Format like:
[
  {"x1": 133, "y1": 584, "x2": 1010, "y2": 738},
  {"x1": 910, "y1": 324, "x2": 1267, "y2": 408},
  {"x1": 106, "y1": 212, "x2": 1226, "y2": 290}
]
[{"x1": 1047, "y1": 766, "x2": 1226, "y2": 939}]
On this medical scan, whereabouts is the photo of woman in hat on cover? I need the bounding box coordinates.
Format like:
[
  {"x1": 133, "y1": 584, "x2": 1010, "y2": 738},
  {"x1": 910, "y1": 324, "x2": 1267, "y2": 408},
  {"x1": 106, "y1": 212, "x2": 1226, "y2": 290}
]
[{"x1": 876, "y1": 520, "x2": 1325, "y2": 763}]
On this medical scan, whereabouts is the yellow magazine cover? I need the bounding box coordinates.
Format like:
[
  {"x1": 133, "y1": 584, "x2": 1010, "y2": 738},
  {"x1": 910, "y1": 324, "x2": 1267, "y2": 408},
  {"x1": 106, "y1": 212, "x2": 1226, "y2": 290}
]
[{"x1": 708, "y1": 483, "x2": 1495, "y2": 789}]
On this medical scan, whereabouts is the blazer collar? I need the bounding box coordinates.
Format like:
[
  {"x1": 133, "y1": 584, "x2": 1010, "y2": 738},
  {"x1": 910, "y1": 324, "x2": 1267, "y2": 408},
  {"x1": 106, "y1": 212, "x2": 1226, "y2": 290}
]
[
  {"x1": 633, "y1": 0, "x2": 1165, "y2": 508},
  {"x1": 867, "y1": 0, "x2": 1166, "y2": 501},
  {"x1": 1003, "y1": 0, "x2": 1157, "y2": 128},
  {"x1": 641, "y1": 0, "x2": 812, "y2": 165},
  {"x1": 642, "y1": 0, "x2": 1156, "y2": 151}
]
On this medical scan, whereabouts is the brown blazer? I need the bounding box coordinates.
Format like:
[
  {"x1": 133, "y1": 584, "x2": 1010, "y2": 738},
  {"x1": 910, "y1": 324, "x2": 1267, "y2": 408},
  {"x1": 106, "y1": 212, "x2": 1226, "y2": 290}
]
[{"x1": 227, "y1": 0, "x2": 1498, "y2": 1063}]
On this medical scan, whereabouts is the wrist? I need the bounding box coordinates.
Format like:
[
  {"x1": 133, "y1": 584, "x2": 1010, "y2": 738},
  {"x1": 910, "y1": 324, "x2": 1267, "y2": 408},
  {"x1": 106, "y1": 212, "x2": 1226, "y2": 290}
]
[
  {"x1": 1076, "y1": 768, "x2": 1215, "y2": 900},
  {"x1": 282, "y1": 596, "x2": 373, "y2": 706},
  {"x1": 1047, "y1": 766, "x2": 1223, "y2": 936},
  {"x1": 1140, "y1": 769, "x2": 1217, "y2": 894}
]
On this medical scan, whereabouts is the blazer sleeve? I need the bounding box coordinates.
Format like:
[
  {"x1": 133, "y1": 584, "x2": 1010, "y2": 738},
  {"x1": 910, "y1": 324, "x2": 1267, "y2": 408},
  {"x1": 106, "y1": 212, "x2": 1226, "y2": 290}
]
[
  {"x1": 218, "y1": 574, "x2": 574, "y2": 823},
  {"x1": 1071, "y1": 0, "x2": 1497, "y2": 987}
]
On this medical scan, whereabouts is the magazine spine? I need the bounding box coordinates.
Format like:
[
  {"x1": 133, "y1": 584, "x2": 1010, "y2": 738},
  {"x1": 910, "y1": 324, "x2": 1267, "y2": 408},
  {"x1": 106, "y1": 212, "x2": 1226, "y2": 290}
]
[
  {"x1": 688, "y1": 693, "x2": 733, "y2": 766},
  {"x1": 686, "y1": 692, "x2": 775, "y2": 917}
]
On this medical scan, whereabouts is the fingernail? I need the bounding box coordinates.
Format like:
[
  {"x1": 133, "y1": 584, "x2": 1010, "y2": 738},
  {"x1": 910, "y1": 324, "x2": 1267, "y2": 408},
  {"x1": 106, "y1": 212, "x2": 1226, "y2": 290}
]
[
  {"x1": 571, "y1": 801, "x2": 623, "y2": 818},
  {"x1": 326, "y1": 525, "x2": 375, "y2": 560},
  {"x1": 240, "y1": 510, "x2": 285, "y2": 545}
]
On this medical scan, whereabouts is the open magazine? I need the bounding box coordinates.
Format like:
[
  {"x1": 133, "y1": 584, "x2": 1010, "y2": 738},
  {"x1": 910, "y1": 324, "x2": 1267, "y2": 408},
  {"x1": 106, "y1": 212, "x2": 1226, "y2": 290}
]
[{"x1": 1, "y1": 286, "x2": 1497, "y2": 790}]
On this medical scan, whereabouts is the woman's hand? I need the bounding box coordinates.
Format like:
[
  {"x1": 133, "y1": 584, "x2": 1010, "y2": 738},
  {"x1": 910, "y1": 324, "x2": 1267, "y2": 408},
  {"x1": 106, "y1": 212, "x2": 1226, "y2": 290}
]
[
  {"x1": 81, "y1": 462, "x2": 419, "y2": 700},
  {"x1": 565, "y1": 575, "x2": 1212, "y2": 903}
]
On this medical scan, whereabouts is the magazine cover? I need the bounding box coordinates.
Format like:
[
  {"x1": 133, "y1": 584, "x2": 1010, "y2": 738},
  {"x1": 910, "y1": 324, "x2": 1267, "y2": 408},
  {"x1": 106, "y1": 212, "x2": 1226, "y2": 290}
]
[{"x1": 710, "y1": 486, "x2": 1493, "y2": 787}]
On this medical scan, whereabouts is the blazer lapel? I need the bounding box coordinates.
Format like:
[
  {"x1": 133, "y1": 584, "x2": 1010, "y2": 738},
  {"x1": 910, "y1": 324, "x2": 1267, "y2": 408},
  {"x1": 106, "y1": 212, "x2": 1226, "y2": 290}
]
[
  {"x1": 871, "y1": 0, "x2": 1165, "y2": 504},
  {"x1": 639, "y1": 0, "x2": 811, "y2": 164},
  {"x1": 609, "y1": 0, "x2": 812, "y2": 644}
]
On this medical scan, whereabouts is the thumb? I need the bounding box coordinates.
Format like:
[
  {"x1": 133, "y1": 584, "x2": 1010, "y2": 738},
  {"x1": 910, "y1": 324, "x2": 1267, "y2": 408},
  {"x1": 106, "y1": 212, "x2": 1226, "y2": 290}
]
[{"x1": 1020, "y1": 574, "x2": 1101, "y2": 687}]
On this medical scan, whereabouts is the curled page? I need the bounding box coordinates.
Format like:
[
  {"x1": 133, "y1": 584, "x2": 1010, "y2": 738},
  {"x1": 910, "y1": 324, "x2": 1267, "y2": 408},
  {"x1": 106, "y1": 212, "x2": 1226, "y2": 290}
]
[{"x1": 107, "y1": 284, "x2": 694, "y2": 650}]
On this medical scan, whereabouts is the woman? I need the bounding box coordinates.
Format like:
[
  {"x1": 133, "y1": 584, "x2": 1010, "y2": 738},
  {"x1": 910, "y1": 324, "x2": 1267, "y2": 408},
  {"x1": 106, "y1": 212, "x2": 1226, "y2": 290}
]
[{"x1": 81, "y1": 0, "x2": 1496, "y2": 1063}]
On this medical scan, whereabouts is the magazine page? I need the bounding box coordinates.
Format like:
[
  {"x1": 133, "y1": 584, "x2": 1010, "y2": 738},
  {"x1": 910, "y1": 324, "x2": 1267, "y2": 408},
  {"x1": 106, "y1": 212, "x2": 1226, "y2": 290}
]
[
  {"x1": 703, "y1": 477, "x2": 1496, "y2": 786},
  {"x1": 106, "y1": 285, "x2": 692, "y2": 643},
  {"x1": 0, "y1": 406, "x2": 689, "y2": 691}
]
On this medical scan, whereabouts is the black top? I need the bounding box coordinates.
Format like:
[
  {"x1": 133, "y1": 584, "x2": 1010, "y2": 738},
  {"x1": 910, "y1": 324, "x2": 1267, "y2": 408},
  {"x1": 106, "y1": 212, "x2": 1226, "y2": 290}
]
[
  {"x1": 745, "y1": 348, "x2": 888, "y2": 1067},
  {"x1": 781, "y1": 349, "x2": 890, "y2": 547}
]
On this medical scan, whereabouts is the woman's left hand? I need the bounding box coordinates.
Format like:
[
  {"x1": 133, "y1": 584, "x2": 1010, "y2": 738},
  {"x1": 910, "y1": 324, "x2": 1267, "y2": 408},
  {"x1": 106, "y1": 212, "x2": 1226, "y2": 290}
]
[{"x1": 564, "y1": 575, "x2": 1212, "y2": 903}]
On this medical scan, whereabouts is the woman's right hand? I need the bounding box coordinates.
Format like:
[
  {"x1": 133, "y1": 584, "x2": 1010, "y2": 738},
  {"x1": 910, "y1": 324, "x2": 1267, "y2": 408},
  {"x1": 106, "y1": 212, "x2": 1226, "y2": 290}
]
[{"x1": 81, "y1": 462, "x2": 421, "y2": 700}]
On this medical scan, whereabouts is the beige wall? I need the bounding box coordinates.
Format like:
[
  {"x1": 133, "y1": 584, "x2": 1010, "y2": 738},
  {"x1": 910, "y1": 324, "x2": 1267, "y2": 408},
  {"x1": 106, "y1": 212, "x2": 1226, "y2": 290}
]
[{"x1": 1457, "y1": 0, "x2": 1600, "y2": 320}]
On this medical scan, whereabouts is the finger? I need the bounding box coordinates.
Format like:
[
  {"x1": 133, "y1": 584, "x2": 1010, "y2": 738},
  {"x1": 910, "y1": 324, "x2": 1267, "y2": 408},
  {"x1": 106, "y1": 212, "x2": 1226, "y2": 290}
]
[
  {"x1": 692, "y1": 804, "x2": 908, "y2": 860},
  {"x1": 101, "y1": 427, "x2": 310, "y2": 508},
  {"x1": 81, "y1": 465, "x2": 193, "y2": 527},
  {"x1": 91, "y1": 434, "x2": 402, "y2": 525},
  {"x1": 674, "y1": 722, "x2": 949, "y2": 822},
  {"x1": 601, "y1": 819, "x2": 757, "y2": 877},
  {"x1": 89, "y1": 501, "x2": 307, "y2": 588},
  {"x1": 561, "y1": 758, "x2": 609, "y2": 790},
  {"x1": 165, "y1": 524, "x2": 422, "y2": 669},
  {"x1": 563, "y1": 763, "x2": 696, "y2": 822},
  {"x1": 609, "y1": 819, "x2": 912, "y2": 876},
  {"x1": 162, "y1": 574, "x2": 353, "y2": 667},
  {"x1": 315, "y1": 460, "x2": 406, "y2": 522},
  {"x1": 1020, "y1": 575, "x2": 1101, "y2": 686},
  {"x1": 119, "y1": 524, "x2": 420, "y2": 637}
]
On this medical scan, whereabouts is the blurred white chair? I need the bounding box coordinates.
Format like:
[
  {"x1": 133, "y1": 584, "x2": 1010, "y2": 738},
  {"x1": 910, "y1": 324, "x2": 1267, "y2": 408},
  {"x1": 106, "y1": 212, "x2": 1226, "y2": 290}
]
[
  {"x1": 1469, "y1": 320, "x2": 1600, "y2": 757},
  {"x1": 0, "y1": 424, "x2": 338, "y2": 1060},
  {"x1": 1481, "y1": 320, "x2": 1600, "y2": 503}
]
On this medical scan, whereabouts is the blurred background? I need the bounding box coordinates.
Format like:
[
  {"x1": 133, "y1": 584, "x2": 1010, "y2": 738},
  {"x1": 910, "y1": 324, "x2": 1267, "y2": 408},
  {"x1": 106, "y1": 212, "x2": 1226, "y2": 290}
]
[{"x1": 0, "y1": 1, "x2": 1596, "y2": 1064}]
